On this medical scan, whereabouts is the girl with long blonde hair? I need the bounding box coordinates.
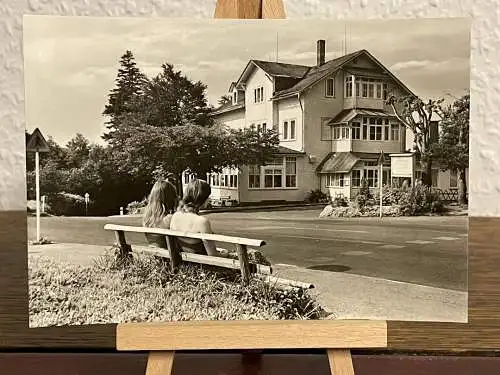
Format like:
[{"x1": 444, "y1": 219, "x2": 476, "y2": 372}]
[{"x1": 142, "y1": 179, "x2": 179, "y2": 229}]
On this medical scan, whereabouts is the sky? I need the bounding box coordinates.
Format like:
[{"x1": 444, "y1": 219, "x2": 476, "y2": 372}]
[{"x1": 23, "y1": 16, "x2": 471, "y2": 146}]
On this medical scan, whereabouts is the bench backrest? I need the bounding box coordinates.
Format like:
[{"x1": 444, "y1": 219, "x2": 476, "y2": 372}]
[{"x1": 104, "y1": 224, "x2": 267, "y2": 285}]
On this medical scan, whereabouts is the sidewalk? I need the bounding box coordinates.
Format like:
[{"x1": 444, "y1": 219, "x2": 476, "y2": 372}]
[{"x1": 28, "y1": 243, "x2": 467, "y2": 323}]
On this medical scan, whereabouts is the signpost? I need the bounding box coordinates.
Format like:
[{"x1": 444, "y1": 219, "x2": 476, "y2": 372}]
[
  {"x1": 26, "y1": 128, "x2": 50, "y2": 243},
  {"x1": 85, "y1": 193, "x2": 90, "y2": 216},
  {"x1": 377, "y1": 150, "x2": 386, "y2": 219}
]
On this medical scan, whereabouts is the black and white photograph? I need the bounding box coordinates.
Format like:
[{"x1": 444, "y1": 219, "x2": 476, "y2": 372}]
[{"x1": 24, "y1": 16, "x2": 470, "y2": 328}]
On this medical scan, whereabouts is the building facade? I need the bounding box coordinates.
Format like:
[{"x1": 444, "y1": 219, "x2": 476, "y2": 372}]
[{"x1": 207, "y1": 40, "x2": 467, "y2": 205}]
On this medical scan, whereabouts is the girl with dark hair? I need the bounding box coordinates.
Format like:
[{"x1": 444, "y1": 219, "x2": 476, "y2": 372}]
[{"x1": 169, "y1": 179, "x2": 219, "y2": 256}]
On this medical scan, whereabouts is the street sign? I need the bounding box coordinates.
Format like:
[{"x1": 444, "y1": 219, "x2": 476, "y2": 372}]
[
  {"x1": 26, "y1": 128, "x2": 50, "y2": 153},
  {"x1": 27, "y1": 128, "x2": 50, "y2": 242}
]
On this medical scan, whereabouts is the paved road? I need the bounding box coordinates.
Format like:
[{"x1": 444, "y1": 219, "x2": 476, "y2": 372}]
[{"x1": 27, "y1": 209, "x2": 468, "y2": 292}]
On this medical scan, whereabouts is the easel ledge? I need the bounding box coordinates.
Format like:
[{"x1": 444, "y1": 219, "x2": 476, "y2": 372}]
[{"x1": 122, "y1": 1, "x2": 389, "y2": 374}]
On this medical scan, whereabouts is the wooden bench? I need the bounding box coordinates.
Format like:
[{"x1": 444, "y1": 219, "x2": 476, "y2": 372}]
[{"x1": 104, "y1": 224, "x2": 314, "y2": 289}]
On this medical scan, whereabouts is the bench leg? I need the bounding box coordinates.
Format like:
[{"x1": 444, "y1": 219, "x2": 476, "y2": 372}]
[{"x1": 145, "y1": 351, "x2": 175, "y2": 375}]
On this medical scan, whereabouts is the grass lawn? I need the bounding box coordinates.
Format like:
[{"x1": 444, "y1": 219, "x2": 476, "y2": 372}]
[{"x1": 29, "y1": 250, "x2": 326, "y2": 328}]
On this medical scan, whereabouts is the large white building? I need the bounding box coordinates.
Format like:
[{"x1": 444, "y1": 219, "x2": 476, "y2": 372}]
[{"x1": 199, "y1": 40, "x2": 466, "y2": 205}]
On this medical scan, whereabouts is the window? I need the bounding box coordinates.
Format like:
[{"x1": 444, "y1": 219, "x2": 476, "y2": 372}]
[
  {"x1": 368, "y1": 82, "x2": 374, "y2": 98},
  {"x1": 351, "y1": 170, "x2": 361, "y2": 187},
  {"x1": 366, "y1": 169, "x2": 378, "y2": 187},
  {"x1": 365, "y1": 117, "x2": 383, "y2": 141},
  {"x1": 282, "y1": 119, "x2": 296, "y2": 140},
  {"x1": 233, "y1": 91, "x2": 237, "y2": 103},
  {"x1": 391, "y1": 124, "x2": 400, "y2": 141},
  {"x1": 362, "y1": 82, "x2": 368, "y2": 98},
  {"x1": 356, "y1": 82, "x2": 360, "y2": 97},
  {"x1": 376, "y1": 84, "x2": 382, "y2": 99},
  {"x1": 254, "y1": 87, "x2": 264, "y2": 103},
  {"x1": 362, "y1": 117, "x2": 368, "y2": 140},
  {"x1": 383, "y1": 83, "x2": 388, "y2": 100},
  {"x1": 248, "y1": 165, "x2": 261, "y2": 188},
  {"x1": 262, "y1": 123, "x2": 267, "y2": 132},
  {"x1": 285, "y1": 157, "x2": 297, "y2": 188},
  {"x1": 327, "y1": 173, "x2": 344, "y2": 187},
  {"x1": 333, "y1": 126, "x2": 341, "y2": 140},
  {"x1": 283, "y1": 121, "x2": 288, "y2": 139},
  {"x1": 352, "y1": 122, "x2": 361, "y2": 140},
  {"x1": 450, "y1": 170, "x2": 458, "y2": 188},
  {"x1": 326, "y1": 78, "x2": 335, "y2": 97},
  {"x1": 384, "y1": 123, "x2": 389, "y2": 141},
  {"x1": 345, "y1": 76, "x2": 353, "y2": 97},
  {"x1": 264, "y1": 168, "x2": 282, "y2": 188},
  {"x1": 290, "y1": 120, "x2": 296, "y2": 140}
]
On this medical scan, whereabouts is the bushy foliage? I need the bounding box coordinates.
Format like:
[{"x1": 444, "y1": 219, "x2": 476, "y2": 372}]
[
  {"x1": 29, "y1": 253, "x2": 325, "y2": 327},
  {"x1": 331, "y1": 196, "x2": 348, "y2": 207},
  {"x1": 305, "y1": 189, "x2": 329, "y2": 204},
  {"x1": 45, "y1": 193, "x2": 89, "y2": 216},
  {"x1": 398, "y1": 185, "x2": 445, "y2": 216}
]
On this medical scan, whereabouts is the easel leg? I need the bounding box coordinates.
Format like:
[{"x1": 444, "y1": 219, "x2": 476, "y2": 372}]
[
  {"x1": 327, "y1": 349, "x2": 355, "y2": 375},
  {"x1": 145, "y1": 351, "x2": 175, "y2": 375}
]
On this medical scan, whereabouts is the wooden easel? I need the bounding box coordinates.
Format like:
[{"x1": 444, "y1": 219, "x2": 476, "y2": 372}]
[{"x1": 117, "y1": 1, "x2": 388, "y2": 373}]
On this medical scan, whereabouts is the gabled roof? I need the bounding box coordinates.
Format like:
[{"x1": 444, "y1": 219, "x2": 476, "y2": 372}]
[
  {"x1": 234, "y1": 60, "x2": 310, "y2": 89},
  {"x1": 252, "y1": 60, "x2": 310, "y2": 79},
  {"x1": 272, "y1": 50, "x2": 364, "y2": 100},
  {"x1": 271, "y1": 49, "x2": 415, "y2": 100}
]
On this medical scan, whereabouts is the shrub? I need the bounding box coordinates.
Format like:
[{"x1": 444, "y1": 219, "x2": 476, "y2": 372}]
[
  {"x1": 398, "y1": 185, "x2": 444, "y2": 216},
  {"x1": 305, "y1": 189, "x2": 329, "y2": 204},
  {"x1": 127, "y1": 198, "x2": 148, "y2": 215},
  {"x1": 45, "y1": 192, "x2": 88, "y2": 216},
  {"x1": 331, "y1": 196, "x2": 348, "y2": 207}
]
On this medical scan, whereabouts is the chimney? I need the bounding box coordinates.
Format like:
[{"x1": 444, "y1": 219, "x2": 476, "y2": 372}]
[{"x1": 317, "y1": 40, "x2": 326, "y2": 67}]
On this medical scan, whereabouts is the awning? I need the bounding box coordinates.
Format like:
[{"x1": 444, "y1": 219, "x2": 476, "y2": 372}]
[
  {"x1": 316, "y1": 152, "x2": 360, "y2": 174},
  {"x1": 328, "y1": 109, "x2": 397, "y2": 125},
  {"x1": 316, "y1": 152, "x2": 385, "y2": 174}
]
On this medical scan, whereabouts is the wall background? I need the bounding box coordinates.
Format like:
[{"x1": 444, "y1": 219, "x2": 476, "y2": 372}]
[{"x1": 0, "y1": 0, "x2": 496, "y2": 215}]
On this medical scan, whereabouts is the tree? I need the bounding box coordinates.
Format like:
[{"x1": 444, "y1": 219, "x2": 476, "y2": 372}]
[
  {"x1": 218, "y1": 95, "x2": 232, "y2": 106},
  {"x1": 431, "y1": 93, "x2": 470, "y2": 205},
  {"x1": 65, "y1": 133, "x2": 91, "y2": 169},
  {"x1": 387, "y1": 95, "x2": 443, "y2": 186},
  {"x1": 102, "y1": 50, "x2": 148, "y2": 141},
  {"x1": 135, "y1": 63, "x2": 214, "y2": 129},
  {"x1": 108, "y1": 115, "x2": 280, "y2": 190}
]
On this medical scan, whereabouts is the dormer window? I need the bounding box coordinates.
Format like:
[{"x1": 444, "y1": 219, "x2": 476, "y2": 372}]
[{"x1": 325, "y1": 78, "x2": 335, "y2": 97}]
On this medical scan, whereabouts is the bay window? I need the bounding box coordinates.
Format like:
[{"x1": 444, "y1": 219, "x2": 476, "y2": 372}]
[{"x1": 248, "y1": 157, "x2": 298, "y2": 189}]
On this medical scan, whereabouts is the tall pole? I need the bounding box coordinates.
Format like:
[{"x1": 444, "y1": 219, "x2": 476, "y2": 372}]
[
  {"x1": 379, "y1": 157, "x2": 383, "y2": 219},
  {"x1": 35, "y1": 150, "x2": 40, "y2": 242}
]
